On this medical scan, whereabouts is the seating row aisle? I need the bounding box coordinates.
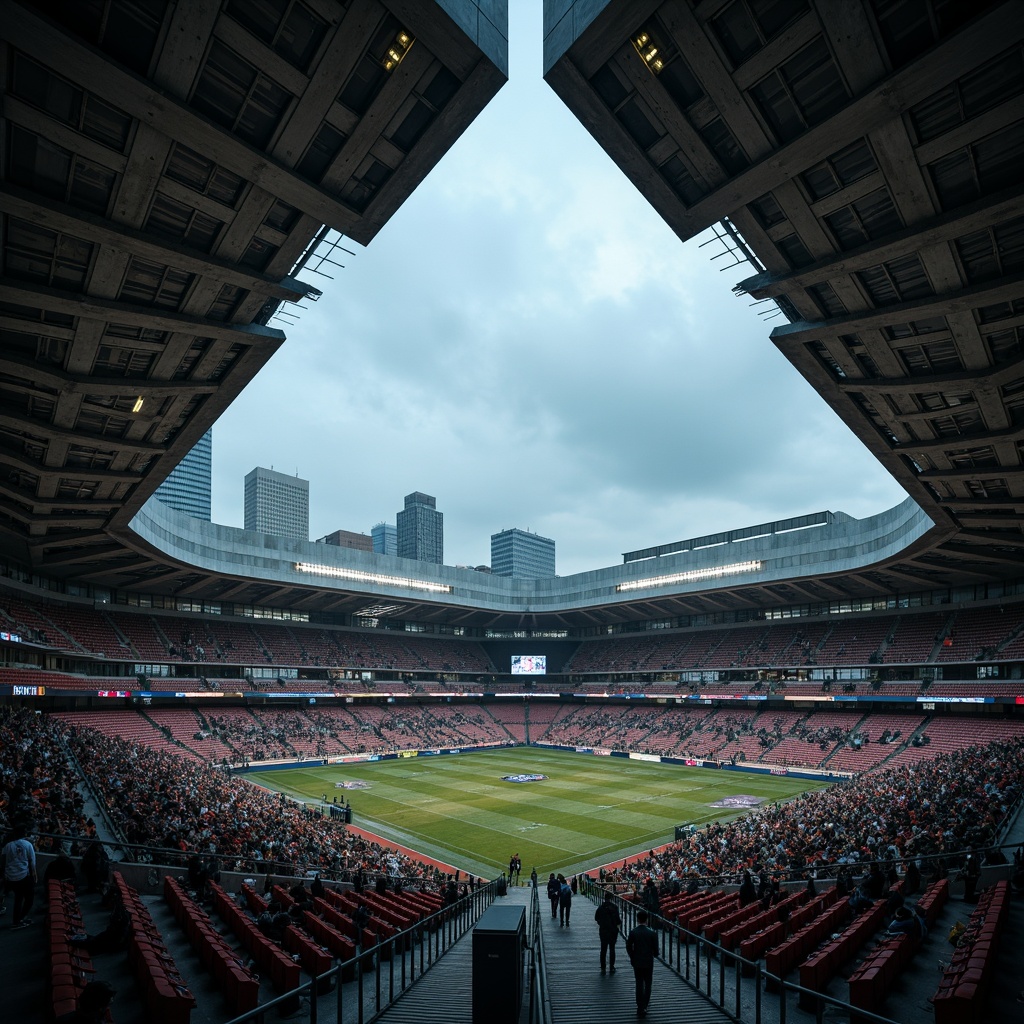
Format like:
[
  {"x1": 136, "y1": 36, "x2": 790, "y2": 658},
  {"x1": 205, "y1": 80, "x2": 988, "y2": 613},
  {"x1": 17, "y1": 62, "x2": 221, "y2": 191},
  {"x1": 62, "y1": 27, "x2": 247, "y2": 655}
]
[
  {"x1": 163, "y1": 876, "x2": 260, "y2": 1016},
  {"x1": 931, "y1": 881, "x2": 1010, "y2": 1024},
  {"x1": 797, "y1": 899, "x2": 891, "y2": 1009},
  {"x1": 719, "y1": 890, "x2": 810, "y2": 956},
  {"x1": 112, "y1": 871, "x2": 196, "y2": 1024},
  {"x1": 846, "y1": 878, "x2": 949, "y2": 1021},
  {"x1": 764, "y1": 890, "x2": 851, "y2": 980},
  {"x1": 48, "y1": 879, "x2": 110, "y2": 1022},
  {"x1": 208, "y1": 881, "x2": 301, "y2": 994}
]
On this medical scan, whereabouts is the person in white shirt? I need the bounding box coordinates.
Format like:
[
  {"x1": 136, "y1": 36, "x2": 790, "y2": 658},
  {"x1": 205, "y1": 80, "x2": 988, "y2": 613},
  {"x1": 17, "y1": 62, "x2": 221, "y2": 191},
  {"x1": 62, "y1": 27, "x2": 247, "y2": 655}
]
[{"x1": 2, "y1": 826, "x2": 38, "y2": 928}]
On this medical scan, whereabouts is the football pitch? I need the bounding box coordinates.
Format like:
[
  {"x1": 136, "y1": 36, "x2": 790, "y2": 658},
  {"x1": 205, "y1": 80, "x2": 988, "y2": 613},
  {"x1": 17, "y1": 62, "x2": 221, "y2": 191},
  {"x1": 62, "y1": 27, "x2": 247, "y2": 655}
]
[{"x1": 249, "y1": 747, "x2": 830, "y2": 880}]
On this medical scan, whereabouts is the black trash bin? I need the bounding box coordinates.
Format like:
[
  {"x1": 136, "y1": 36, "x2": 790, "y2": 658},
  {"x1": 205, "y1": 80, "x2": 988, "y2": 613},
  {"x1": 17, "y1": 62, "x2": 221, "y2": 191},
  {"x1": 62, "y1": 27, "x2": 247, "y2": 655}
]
[{"x1": 472, "y1": 904, "x2": 525, "y2": 1024}]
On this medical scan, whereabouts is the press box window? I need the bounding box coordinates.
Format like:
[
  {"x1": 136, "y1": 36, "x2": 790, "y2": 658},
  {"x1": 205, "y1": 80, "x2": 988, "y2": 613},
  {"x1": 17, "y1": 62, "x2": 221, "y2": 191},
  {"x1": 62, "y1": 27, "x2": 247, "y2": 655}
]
[
  {"x1": 119, "y1": 258, "x2": 194, "y2": 310},
  {"x1": 712, "y1": 0, "x2": 809, "y2": 66},
  {"x1": 3, "y1": 218, "x2": 94, "y2": 291},
  {"x1": 145, "y1": 193, "x2": 224, "y2": 252},
  {"x1": 296, "y1": 123, "x2": 346, "y2": 182},
  {"x1": 801, "y1": 140, "x2": 877, "y2": 201},
  {"x1": 928, "y1": 123, "x2": 1024, "y2": 211},
  {"x1": 870, "y1": 0, "x2": 1001, "y2": 71},
  {"x1": 909, "y1": 46, "x2": 1024, "y2": 143},
  {"x1": 824, "y1": 188, "x2": 903, "y2": 251},
  {"x1": 338, "y1": 19, "x2": 402, "y2": 115},
  {"x1": 40, "y1": 0, "x2": 164, "y2": 77},
  {"x1": 164, "y1": 146, "x2": 245, "y2": 207},
  {"x1": 7, "y1": 125, "x2": 117, "y2": 214}
]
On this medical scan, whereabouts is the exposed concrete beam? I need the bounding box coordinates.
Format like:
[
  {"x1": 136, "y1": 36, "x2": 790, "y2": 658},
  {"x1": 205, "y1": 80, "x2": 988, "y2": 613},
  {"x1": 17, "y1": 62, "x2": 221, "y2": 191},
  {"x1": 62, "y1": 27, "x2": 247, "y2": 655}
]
[
  {"x1": 0, "y1": 280, "x2": 286, "y2": 346},
  {"x1": 0, "y1": 355, "x2": 218, "y2": 399},
  {"x1": 739, "y1": 187, "x2": 1024, "y2": 298},
  {"x1": 0, "y1": 187, "x2": 309, "y2": 303},
  {"x1": 771, "y1": 271, "x2": 1024, "y2": 344},
  {"x1": 5, "y1": 5, "x2": 366, "y2": 234}
]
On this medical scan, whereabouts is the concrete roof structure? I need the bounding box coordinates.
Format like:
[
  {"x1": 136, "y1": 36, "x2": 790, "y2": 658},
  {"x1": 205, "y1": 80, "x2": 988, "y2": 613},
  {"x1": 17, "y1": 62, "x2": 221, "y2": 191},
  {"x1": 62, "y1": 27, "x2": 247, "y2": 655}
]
[
  {"x1": 542, "y1": 0, "x2": 1024, "y2": 606},
  {"x1": 0, "y1": 0, "x2": 507, "y2": 583},
  {"x1": 2, "y1": 0, "x2": 1023, "y2": 631}
]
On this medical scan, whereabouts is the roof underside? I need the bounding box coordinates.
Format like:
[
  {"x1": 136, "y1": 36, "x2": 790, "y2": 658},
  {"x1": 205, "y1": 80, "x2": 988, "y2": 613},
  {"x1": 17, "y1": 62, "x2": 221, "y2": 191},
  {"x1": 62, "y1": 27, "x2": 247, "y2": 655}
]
[
  {"x1": 2, "y1": 0, "x2": 1024, "y2": 629},
  {"x1": 537, "y1": 0, "x2": 1024, "y2": 620},
  {"x1": 0, "y1": 0, "x2": 506, "y2": 598}
]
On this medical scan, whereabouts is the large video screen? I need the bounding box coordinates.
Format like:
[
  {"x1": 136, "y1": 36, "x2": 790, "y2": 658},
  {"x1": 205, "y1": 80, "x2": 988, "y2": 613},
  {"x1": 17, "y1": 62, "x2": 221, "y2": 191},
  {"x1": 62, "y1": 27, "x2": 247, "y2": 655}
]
[{"x1": 511, "y1": 655, "x2": 547, "y2": 675}]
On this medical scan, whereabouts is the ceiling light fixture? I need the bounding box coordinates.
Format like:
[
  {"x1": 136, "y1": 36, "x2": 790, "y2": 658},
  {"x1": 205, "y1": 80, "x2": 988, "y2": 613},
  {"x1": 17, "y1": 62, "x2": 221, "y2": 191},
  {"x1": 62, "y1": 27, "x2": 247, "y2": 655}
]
[
  {"x1": 132, "y1": 396, "x2": 144, "y2": 413},
  {"x1": 617, "y1": 560, "x2": 763, "y2": 592},
  {"x1": 294, "y1": 561, "x2": 452, "y2": 593},
  {"x1": 383, "y1": 30, "x2": 413, "y2": 71},
  {"x1": 632, "y1": 32, "x2": 664, "y2": 74}
]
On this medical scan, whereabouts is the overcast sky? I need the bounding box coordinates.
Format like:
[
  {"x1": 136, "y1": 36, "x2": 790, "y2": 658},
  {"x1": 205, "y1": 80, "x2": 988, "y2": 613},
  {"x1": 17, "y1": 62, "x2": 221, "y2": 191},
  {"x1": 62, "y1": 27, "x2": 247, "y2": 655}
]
[{"x1": 209, "y1": 1, "x2": 906, "y2": 577}]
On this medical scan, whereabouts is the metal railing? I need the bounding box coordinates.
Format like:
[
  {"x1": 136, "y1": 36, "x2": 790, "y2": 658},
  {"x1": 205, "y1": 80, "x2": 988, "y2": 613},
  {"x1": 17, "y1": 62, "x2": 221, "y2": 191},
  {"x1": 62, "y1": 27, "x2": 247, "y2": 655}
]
[
  {"x1": 582, "y1": 878, "x2": 904, "y2": 1024},
  {"x1": 221, "y1": 880, "x2": 498, "y2": 1024},
  {"x1": 524, "y1": 881, "x2": 553, "y2": 1024}
]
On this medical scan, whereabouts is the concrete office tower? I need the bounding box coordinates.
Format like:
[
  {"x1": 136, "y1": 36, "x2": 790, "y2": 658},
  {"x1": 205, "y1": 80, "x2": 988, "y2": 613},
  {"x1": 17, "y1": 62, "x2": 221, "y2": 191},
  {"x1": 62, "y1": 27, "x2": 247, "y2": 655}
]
[
  {"x1": 372, "y1": 521, "x2": 398, "y2": 555},
  {"x1": 155, "y1": 428, "x2": 212, "y2": 520},
  {"x1": 491, "y1": 528, "x2": 556, "y2": 579},
  {"x1": 397, "y1": 492, "x2": 443, "y2": 563},
  {"x1": 317, "y1": 529, "x2": 372, "y2": 551},
  {"x1": 244, "y1": 467, "x2": 309, "y2": 541}
]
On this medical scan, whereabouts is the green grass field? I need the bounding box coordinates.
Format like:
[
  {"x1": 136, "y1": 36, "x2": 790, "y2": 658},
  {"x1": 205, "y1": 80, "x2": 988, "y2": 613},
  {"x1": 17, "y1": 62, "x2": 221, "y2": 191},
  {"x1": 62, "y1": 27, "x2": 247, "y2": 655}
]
[{"x1": 250, "y1": 747, "x2": 829, "y2": 879}]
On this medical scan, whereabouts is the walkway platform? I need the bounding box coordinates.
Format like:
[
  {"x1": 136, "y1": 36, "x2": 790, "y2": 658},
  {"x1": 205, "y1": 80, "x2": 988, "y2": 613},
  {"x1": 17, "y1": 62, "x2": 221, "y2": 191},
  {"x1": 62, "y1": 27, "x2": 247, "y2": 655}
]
[
  {"x1": 543, "y1": 892, "x2": 732, "y2": 1024},
  {"x1": 375, "y1": 884, "x2": 731, "y2": 1024}
]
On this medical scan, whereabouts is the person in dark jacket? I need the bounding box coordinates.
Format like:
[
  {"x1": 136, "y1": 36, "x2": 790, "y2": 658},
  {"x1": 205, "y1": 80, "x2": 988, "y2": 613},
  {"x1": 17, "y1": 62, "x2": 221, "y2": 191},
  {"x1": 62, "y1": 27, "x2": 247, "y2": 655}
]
[
  {"x1": 641, "y1": 877, "x2": 660, "y2": 921},
  {"x1": 626, "y1": 910, "x2": 659, "y2": 1017},
  {"x1": 594, "y1": 891, "x2": 622, "y2": 974},
  {"x1": 738, "y1": 871, "x2": 757, "y2": 906},
  {"x1": 55, "y1": 980, "x2": 115, "y2": 1023},
  {"x1": 546, "y1": 873, "x2": 560, "y2": 919},
  {"x1": 558, "y1": 876, "x2": 572, "y2": 926}
]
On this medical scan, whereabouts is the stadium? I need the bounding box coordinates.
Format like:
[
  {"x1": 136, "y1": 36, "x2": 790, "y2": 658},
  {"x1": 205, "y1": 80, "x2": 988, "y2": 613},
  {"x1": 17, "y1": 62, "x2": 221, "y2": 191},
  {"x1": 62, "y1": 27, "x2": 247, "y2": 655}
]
[{"x1": 1, "y1": 1, "x2": 1023, "y2": 1023}]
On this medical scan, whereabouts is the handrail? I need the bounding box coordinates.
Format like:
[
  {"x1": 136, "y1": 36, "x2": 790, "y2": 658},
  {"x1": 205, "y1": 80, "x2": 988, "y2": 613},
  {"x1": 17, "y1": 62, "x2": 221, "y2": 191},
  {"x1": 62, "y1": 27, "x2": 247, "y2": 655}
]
[
  {"x1": 582, "y1": 876, "x2": 906, "y2": 1024},
  {"x1": 526, "y1": 882, "x2": 553, "y2": 1024},
  {"x1": 216, "y1": 879, "x2": 499, "y2": 1024},
  {"x1": 28, "y1": 826, "x2": 454, "y2": 891}
]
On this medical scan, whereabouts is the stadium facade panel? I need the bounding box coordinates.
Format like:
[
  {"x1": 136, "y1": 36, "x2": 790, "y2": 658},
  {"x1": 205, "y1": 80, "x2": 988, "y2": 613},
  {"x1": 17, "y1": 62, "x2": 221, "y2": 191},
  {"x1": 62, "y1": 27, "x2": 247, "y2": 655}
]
[{"x1": 124, "y1": 493, "x2": 935, "y2": 626}]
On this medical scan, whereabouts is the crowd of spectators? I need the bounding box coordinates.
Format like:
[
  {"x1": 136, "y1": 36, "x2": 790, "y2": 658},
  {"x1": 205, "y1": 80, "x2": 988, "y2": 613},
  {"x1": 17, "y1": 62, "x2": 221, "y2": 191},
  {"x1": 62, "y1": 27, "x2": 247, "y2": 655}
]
[
  {"x1": 194, "y1": 705, "x2": 511, "y2": 763},
  {"x1": 0, "y1": 708, "x2": 448, "y2": 887},
  {"x1": 600, "y1": 736, "x2": 1024, "y2": 888},
  {"x1": 0, "y1": 707, "x2": 96, "y2": 855},
  {"x1": 538, "y1": 706, "x2": 877, "y2": 764},
  {"x1": 5, "y1": 702, "x2": 1024, "y2": 907}
]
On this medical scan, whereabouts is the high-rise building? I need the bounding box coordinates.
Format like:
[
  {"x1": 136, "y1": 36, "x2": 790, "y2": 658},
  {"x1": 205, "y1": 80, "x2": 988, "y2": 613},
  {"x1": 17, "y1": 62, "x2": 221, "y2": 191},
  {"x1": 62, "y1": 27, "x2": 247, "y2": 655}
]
[
  {"x1": 372, "y1": 522, "x2": 398, "y2": 556},
  {"x1": 317, "y1": 529, "x2": 372, "y2": 551},
  {"x1": 244, "y1": 468, "x2": 309, "y2": 541},
  {"x1": 155, "y1": 429, "x2": 212, "y2": 520},
  {"x1": 491, "y1": 528, "x2": 556, "y2": 579},
  {"x1": 396, "y1": 492, "x2": 443, "y2": 563}
]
